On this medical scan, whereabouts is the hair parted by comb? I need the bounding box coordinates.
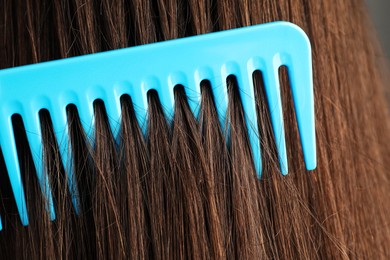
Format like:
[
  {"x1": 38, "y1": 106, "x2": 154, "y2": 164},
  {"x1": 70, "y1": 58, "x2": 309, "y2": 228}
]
[{"x1": 0, "y1": 0, "x2": 389, "y2": 259}]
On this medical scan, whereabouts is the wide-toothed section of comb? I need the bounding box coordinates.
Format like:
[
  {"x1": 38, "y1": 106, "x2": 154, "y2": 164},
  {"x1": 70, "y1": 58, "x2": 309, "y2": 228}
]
[
  {"x1": 0, "y1": 22, "x2": 315, "y2": 228},
  {"x1": 0, "y1": 69, "x2": 285, "y2": 229}
]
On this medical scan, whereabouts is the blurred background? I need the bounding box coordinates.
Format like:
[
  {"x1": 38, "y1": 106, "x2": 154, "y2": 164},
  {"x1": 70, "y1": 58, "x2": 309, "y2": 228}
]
[
  {"x1": 365, "y1": 0, "x2": 390, "y2": 61},
  {"x1": 365, "y1": 0, "x2": 390, "y2": 105}
]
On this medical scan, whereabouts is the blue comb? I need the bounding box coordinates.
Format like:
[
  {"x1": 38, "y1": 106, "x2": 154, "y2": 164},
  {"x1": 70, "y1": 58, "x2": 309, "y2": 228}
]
[{"x1": 0, "y1": 21, "x2": 315, "y2": 229}]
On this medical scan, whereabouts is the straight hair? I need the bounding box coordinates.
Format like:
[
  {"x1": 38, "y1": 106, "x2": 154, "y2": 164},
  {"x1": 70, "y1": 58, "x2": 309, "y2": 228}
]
[{"x1": 0, "y1": 0, "x2": 389, "y2": 259}]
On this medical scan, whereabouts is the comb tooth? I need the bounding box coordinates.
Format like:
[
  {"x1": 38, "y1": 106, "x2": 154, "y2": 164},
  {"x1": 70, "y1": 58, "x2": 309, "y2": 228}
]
[
  {"x1": 78, "y1": 101, "x2": 95, "y2": 142},
  {"x1": 263, "y1": 66, "x2": 288, "y2": 174},
  {"x1": 183, "y1": 79, "x2": 201, "y2": 118},
  {"x1": 210, "y1": 68, "x2": 229, "y2": 130},
  {"x1": 194, "y1": 67, "x2": 214, "y2": 118},
  {"x1": 140, "y1": 76, "x2": 173, "y2": 131},
  {"x1": 169, "y1": 71, "x2": 201, "y2": 118},
  {"x1": 0, "y1": 116, "x2": 29, "y2": 225},
  {"x1": 104, "y1": 96, "x2": 121, "y2": 139},
  {"x1": 0, "y1": 216, "x2": 2, "y2": 230},
  {"x1": 158, "y1": 89, "x2": 175, "y2": 121},
  {"x1": 288, "y1": 53, "x2": 316, "y2": 170},
  {"x1": 113, "y1": 81, "x2": 140, "y2": 136},
  {"x1": 24, "y1": 112, "x2": 56, "y2": 220},
  {"x1": 157, "y1": 78, "x2": 175, "y2": 121},
  {"x1": 133, "y1": 82, "x2": 149, "y2": 136},
  {"x1": 87, "y1": 86, "x2": 121, "y2": 140},
  {"x1": 51, "y1": 108, "x2": 80, "y2": 213},
  {"x1": 236, "y1": 68, "x2": 262, "y2": 177}
]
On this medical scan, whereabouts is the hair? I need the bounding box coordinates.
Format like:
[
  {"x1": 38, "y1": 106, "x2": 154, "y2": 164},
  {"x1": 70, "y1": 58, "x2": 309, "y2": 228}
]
[{"x1": 0, "y1": 0, "x2": 389, "y2": 259}]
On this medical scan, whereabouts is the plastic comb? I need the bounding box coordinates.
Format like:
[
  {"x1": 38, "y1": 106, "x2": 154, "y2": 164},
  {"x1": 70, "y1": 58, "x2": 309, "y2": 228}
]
[{"x1": 0, "y1": 21, "x2": 316, "y2": 229}]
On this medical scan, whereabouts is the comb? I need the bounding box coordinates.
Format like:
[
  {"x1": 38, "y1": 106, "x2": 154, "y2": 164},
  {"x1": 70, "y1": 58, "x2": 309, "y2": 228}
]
[{"x1": 0, "y1": 21, "x2": 316, "y2": 229}]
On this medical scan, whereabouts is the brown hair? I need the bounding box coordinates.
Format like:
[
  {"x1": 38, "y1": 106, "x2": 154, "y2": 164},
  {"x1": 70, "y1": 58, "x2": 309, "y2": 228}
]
[{"x1": 0, "y1": 0, "x2": 389, "y2": 259}]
